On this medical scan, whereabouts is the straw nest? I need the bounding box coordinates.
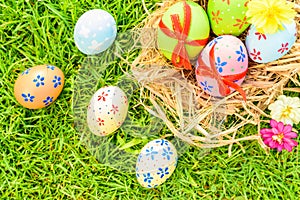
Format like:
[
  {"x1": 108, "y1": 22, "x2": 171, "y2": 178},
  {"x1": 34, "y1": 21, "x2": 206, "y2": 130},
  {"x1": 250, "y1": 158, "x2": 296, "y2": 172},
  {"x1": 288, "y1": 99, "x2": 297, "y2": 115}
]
[{"x1": 129, "y1": 0, "x2": 300, "y2": 155}]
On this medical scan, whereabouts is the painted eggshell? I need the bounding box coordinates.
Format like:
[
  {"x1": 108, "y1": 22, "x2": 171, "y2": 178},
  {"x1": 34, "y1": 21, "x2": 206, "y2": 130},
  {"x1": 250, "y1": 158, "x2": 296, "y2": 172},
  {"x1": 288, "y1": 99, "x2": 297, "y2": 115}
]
[
  {"x1": 246, "y1": 22, "x2": 297, "y2": 63},
  {"x1": 74, "y1": 9, "x2": 117, "y2": 55},
  {"x1": 87, "y1": 86, "x2": 128, "y2": 136},
  {"x1": 207, "y1": 0, "x2": 249, "y2": 36},
  {"x1": 157, "y1": 1, "x2": 210, "y2": 60},
  {"x1": 136, "y1": 139, "x2": 178, "y2": 188},
  {"x1": 14, "y1": 65, "x2": 64, "y2": 109},
  {"x1": 195, "y1": 35, "x2": 248, "y2": 97}
]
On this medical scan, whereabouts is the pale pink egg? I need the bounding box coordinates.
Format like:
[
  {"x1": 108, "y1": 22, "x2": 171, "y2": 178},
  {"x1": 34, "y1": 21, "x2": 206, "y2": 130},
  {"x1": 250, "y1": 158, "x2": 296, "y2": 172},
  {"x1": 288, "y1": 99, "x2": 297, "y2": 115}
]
[{"x1": 195, "y1": 35, "x2": 248, "y2": 98}]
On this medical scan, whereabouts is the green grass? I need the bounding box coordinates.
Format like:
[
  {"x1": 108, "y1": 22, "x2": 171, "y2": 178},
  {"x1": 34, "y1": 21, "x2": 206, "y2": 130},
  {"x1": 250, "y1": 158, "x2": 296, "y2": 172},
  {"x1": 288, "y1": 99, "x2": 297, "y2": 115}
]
[{"x1": 0, "y1": 0, "x2": 299, "y2": 199}]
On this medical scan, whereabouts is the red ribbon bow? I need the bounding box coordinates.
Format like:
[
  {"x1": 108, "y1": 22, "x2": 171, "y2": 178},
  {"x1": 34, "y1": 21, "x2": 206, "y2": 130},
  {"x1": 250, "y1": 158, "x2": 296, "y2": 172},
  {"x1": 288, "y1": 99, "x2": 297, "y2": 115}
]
[
  {"x1": 196, "y1": 43, "x2": 247, "y2": 101},
  {"x1": 158, "y1": 1, "x2": 208, "y2": 70}
]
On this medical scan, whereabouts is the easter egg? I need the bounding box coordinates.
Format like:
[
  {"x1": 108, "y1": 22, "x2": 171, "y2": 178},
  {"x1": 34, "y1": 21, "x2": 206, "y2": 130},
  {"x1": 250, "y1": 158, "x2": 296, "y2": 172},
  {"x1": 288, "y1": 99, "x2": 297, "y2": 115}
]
[
  {"x1": 14, "y1": 65, "x2": 64, "y2": 109},
  {"x1": 136, "y1": 139, "x2": 178, "y2": 188},
  {"x1": 245, "y1": 22, "x2": 297, "y2": 63},
  {"x1": 207, "y1": 0, "x2": 249, "y2": 36},
  {"x1": 87, "y1": 86, "x2": 128, "y2": 136},
  {"x1": 74, "y1": 9, "x2": 117, "y2": 55},
  {"x1": 195, "y1": 35, "x2": 248, "y2": 98},
  {"x1": 157, "y1": 1, "x2": 210, "y2": 62}
]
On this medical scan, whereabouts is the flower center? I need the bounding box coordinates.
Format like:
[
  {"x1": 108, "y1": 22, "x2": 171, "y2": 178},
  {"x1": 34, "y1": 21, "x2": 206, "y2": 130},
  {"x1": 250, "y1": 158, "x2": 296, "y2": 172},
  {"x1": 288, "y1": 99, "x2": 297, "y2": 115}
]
[
  {"x1": 266, "y1": 8, "x2": 275, "y2": 19},
  {"x1": 281, "y1": 106, "x2": 292, "y2": 118},
  {"x1": 272, "y1": 133, "x2": 284, "y2": 144}
]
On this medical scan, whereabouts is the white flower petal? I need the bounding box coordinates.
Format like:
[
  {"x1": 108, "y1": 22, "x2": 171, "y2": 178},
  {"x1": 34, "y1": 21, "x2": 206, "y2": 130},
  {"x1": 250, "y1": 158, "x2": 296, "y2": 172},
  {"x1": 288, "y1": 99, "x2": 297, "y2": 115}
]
[{"x1": 269, "y1": 95, "x2": 300, "y2": 125}]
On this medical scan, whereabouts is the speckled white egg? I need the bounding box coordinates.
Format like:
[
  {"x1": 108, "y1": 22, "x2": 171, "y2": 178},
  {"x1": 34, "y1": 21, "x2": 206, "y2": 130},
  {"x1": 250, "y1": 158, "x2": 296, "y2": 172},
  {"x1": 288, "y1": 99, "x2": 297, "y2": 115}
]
[
  {"x1": 136, "y1": 139, "x2": 178, "y2": 188},
  {"x1": 246, "y1": 22, "x2": 297, "y2": 63},
  {"x1": 74, "y1": 9, "x2": 117, "y2": 55},
  {"x1": 87, "y1": 86, "x2": 128, "y2": 136}
]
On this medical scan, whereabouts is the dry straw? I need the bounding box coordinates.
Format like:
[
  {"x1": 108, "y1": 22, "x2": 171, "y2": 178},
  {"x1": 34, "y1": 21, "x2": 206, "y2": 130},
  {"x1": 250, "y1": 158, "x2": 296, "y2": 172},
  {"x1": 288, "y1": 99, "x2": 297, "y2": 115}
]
[{"x1": 130, "y1": 0, "x2": 300, "y2": 155}]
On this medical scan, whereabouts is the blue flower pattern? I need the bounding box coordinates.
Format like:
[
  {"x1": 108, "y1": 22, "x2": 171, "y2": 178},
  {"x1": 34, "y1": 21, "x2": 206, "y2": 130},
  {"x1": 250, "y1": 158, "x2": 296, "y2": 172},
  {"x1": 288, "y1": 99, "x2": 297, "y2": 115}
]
[
  {"x1": 149, "y1": 184, "x2": 158, "y2": 188},
  {"x1": 143, "y1": 173, "x2": 153, "y2": 184},
  {"x1": 47, "y1": 65, "x2": 55, "y2": 70},
  {"x1": 52, "y1": 76, "x2": 62, "y2": 88},
  {"x1": 157, "y1": 167, "x2": 170, "y2": 178},
  {"x1": 22, "y1": 68, "x2": 31, "y2": 75},
  {"x1": 200, "y1": 81, "x2": 213, "y2": 92},
  {"x1": 137, "y1": 154, "x2": 142, "y2": 162},
  {"x1": 145, "y1": 146, "x2": 158, "y2": 160},
  {"x1": 136, "y1": 167, "x2": 140, "y2": 178},
  {"x1": 155, "y1": 139, "x2": 169, "y2": 146},
  {"x1": 215, "y1": 57, "x2": 227, "y2": 73},
  {"x1": 43, "y1": 96, "x2": 53, "y2": 106},
  {"x1": 21, "y1": 93, "x2": 35, "y2": 102},
  {"x1": 208, "y1": 37, "x2": 223, "y2": 47},
  {"x1": 236, "y1": 46, "x2": 246, "y2": 62},
  {"x1": 33, "y1": 75, "x2": 45, "y2": 87},
  {"x1": 162, "y1": 146, "x2": 173, "y2": 160}
]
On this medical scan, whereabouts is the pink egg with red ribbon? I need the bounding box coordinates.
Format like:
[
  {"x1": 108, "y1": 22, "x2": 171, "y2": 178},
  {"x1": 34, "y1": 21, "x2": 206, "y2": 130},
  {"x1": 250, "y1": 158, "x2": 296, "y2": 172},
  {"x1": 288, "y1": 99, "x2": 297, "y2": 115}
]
[{"x1": 195, "y1": 35, "x2": 248, "y2": 101}]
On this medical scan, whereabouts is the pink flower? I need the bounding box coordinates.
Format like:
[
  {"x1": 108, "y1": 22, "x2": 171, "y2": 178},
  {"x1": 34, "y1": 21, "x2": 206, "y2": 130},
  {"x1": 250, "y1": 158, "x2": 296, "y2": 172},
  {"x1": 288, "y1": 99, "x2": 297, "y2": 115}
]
[
  {"x1": 260, "y1": 120, "x2": 298, "y2": 152},
  {"x1": 110, "y1": 104, "x2": 119, "y2": 114}
]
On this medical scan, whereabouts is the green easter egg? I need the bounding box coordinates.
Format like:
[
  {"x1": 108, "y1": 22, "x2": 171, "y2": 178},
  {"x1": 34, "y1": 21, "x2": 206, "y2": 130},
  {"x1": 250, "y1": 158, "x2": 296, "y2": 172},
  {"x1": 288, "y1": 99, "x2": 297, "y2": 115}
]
[
  {"x1": 157, "y1": 1, "x2": 210, "y2": 61},
  {"x1": 207, "y1": 0, "x2": 250, "y2": 36}
]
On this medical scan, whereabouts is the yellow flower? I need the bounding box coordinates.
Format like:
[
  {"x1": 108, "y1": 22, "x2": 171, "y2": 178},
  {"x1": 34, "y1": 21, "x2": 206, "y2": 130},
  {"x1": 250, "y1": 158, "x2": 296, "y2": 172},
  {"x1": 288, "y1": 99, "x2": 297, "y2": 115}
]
[
  {"x1": 268, "y1": 95, "x2": 300, "y2": 125},
  {"x1": 246, "y1": 0, "x2": 296, "y2": 34}
]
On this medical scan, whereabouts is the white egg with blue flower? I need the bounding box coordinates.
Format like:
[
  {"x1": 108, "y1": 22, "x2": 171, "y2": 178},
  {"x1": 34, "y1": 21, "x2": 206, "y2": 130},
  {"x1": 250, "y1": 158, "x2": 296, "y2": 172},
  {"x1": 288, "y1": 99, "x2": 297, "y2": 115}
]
[
  {"x1": 74, "y1": 9, "x2": 117, "y2": 55},
  {"x1": 136, "y1": 139, "x2": 178, "y2": 188}
]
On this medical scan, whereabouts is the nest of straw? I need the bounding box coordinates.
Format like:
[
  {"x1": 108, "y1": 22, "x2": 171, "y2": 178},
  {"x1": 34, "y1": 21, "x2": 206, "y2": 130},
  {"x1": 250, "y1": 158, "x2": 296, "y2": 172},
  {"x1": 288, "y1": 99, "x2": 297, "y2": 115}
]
[{"x1": 130, "y1": 0, "x2": 300, "y2": 155}]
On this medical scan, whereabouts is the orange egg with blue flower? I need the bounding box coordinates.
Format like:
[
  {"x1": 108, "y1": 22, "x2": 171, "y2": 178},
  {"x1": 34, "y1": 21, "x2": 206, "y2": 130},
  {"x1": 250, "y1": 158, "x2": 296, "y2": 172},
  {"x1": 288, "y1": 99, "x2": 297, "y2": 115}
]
[{"x1": 14, "y1": 65, "x2": 64, "y2": 109}]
